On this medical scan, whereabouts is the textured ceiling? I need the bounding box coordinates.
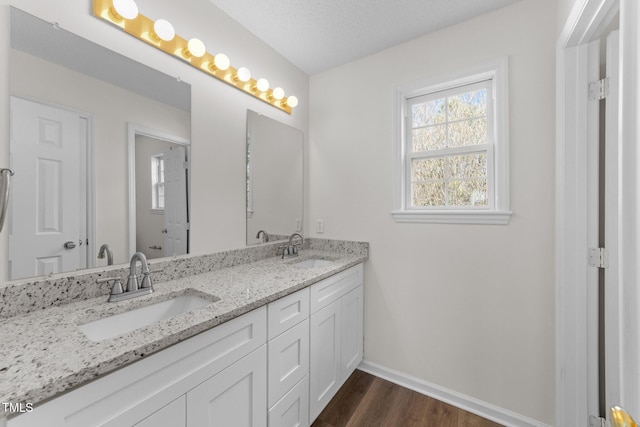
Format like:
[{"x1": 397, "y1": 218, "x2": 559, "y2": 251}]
[{"x1": 208, "y1": 0, "x2": 524, "y2": 75}]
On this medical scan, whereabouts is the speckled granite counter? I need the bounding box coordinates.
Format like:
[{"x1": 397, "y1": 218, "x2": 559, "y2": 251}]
[{"x1": 0, "y1": 240, "x2": 367, "y2": 418}]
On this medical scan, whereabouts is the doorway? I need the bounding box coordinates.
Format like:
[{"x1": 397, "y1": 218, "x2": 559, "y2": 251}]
[
  {"x1": 557, "y1": 0, "x2": 640, "y2": 424},
  {"x1": 127, "y1": 124, "x2": 190, "y2": 260}
]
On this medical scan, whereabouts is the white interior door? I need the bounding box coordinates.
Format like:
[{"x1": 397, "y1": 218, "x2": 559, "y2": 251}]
[
  {"x1": 604, "y1": 29, "x2": 621, "y2": 419},
  {"x1": 162, "y1": 145, "x2": 188, "y2": 257},
  {"x1": 9, "y1": 97, "x2": 85, "y2": 280}
]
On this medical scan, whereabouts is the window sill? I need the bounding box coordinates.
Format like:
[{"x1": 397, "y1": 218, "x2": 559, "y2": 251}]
[{"x1": 391, "y1": 210, "x2": 512, "y2": 225}]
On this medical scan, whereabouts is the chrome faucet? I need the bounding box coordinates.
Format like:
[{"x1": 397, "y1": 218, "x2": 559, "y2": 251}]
[
  {"x1": 97, "y1": 243, "x2": 114, "y2": 265},
  {"x1": 126, "y1": 252, "x2": 153, "y2": 292},
  {"x1": 281, "y1": 233, "x2": 303, "y2": 259},
  {"x1": 99, "y1": 252, "x2": 154, "y2": 302},
  {"x1": 256, "y1": 230, "x2": 269, "y2": 242}
]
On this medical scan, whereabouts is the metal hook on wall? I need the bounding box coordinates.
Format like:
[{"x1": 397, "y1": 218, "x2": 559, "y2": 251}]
[{"x1": 0, "y1": 168, "x2": 15, "y2": 233}]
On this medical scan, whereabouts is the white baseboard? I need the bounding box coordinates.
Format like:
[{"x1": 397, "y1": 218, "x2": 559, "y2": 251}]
[{"x1": 358, "y1": 359, "x2": 552, "y2": 427}]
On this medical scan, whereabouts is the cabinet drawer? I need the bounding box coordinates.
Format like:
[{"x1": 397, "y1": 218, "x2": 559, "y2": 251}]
[
  {"x1": 268, "y1": 287, "x2": 309, "y2": 339},
  {"x1": 268, "y1": 318, "x2": 309, "y2": 407},
  {"x1": 310, "y1": 264, "x2": 363, "y2": 314},
  {"x1": 268, "y1": 375, "x2": 309, "y2": 427}
]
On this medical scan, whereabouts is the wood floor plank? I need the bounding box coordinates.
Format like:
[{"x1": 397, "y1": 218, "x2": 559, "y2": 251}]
[
  {"x1": 318, "y1": 369, "x2": 376, "y2": 426},
  {"x1": 311, "y1": 370, "x2": 504, "y2": 427}
]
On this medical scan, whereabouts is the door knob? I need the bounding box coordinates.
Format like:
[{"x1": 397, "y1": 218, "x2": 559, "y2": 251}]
[{"x1": 63, "y1": 241, "x2": 77, "y2": 250}]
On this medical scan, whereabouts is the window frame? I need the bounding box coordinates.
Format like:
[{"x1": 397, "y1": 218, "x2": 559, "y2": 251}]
[
  {"x1": 392, "y1": 58, "x2": 511, "y2": 224},
  {"x1": 150, "y1": 153, "x2": 165, "y2": 213}
]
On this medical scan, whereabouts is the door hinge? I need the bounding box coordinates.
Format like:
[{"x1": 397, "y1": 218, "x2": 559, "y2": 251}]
[
  {"x1": 589, "y1": 247, "x2": 609, "y2": 269},
  {"x1": 589, "y1": 415, "x2": 609, "y2": 427},
  {"x1": 183, "y1": 161, "x2": 189, "y2": 169},
  {"x1": 185, "y1": 222, "x2": 190, "y2": 230},
  {"x1": 589, "y1": 78, "x2": 610, "y2": 101}
]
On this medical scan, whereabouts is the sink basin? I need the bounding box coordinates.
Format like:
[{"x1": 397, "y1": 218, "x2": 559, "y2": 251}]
[
  {"x1": 79, "y1": 293, "x2": 217, "y2": 341},
  {"x1": 293, "y1": 258, "x2": 333, "y2": 269}
]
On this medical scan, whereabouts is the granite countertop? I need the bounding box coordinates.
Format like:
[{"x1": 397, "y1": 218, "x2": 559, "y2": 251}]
[{"x1": 0, "y1": 249, "x2": 366, "y2": 412}]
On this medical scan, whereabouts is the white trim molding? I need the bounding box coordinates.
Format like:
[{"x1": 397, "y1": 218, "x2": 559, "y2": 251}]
[
  {"x1": 391, "y1": 209, "x2": 512, "y2": 225},
  {"x1": 358, "y1": 360, "x2": 551, "y2": 427}
]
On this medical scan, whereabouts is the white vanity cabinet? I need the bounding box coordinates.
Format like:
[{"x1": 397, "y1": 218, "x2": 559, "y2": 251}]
[
  {"x1": 7, "y1": 262, "x2": 365, "y2": 427},
  {"x1": 309, "y1": 264, "x2": 364, "y2": 423},
  {"x1": 7, "y1": 307, "x2": 267, "y2": 427},
  {"x1": 267, "y1": 288, "x2": 310, "y2": 427}
]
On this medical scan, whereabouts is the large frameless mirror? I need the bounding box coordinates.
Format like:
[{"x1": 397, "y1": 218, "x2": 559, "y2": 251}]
[
  {"x1": 246, "y1": 110, "x2": 303, "y2": 245},
  {"x1": 7, "y1": 7, "x2": 191, "y2": 280}
]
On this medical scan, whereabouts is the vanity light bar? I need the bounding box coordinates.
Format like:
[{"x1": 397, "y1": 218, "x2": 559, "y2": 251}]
[{"x1": 92, "y1": 0, "x2": 298, "y2": 114}]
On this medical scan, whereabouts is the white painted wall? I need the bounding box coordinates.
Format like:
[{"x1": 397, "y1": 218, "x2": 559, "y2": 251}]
[
  {"x1": 309, "y1": 0, "x2": 556, "y2": 424},
  {"x1": 0, "y1": 0, "x2": 310, "y2": 278}
]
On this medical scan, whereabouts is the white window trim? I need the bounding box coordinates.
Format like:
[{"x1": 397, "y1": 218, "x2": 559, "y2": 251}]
[{"x1": 391, "y1": 57, "x2": 512, "y2": 225}]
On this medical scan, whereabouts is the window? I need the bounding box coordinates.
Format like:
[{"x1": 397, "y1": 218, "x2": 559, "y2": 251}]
[
  {"x1": 151, "y1": 154, "x2": 165, "y2": 211},
  {"x1": 392, "y1": 58, "x2": 511, "y2": 224}
]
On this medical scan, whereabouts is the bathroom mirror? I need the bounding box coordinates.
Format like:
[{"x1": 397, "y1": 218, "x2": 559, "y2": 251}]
[
  {"x1": 7, "y1": 8, "x2": 191, "y2": 280},
  {"x1": 246, "y1": 110, "x2": 304, "y2": 245}
]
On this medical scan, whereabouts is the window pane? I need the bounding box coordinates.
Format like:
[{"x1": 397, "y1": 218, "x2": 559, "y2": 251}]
[
  {"x1": 412, "y1": 125, "x2": 446, "y2": 152},
  {"x1": 447, "y1": 153, "x2": 487, "y2": 179},
  {"x1": 448, "y1": 118, "x2": 487, "y2": 147},
  {"x1": 412, "y1": 98, "x2": 446, "y2": 127},
  {"x1": 447, "y1": 88, "x2": 487, "y2": 121},
  {"x1": 412, "y1": 157, "x2": 445, "y2": 181},
  {"x1": 447, "y1": 179, "x2": 488, "y2": 206},
  {"x1": 412, "y1": 182, "x2": 446, "y2": 207}
]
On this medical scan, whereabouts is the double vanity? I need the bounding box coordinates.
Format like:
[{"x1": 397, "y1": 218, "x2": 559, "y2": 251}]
[{"x1": 0, "y1": 238, "x2": 368, "y2": 427}]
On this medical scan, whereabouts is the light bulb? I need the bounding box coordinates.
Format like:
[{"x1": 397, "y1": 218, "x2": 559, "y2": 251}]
[
  {"x1": 153, "y1": 19, "x2": 175, "y2": 42},
  {"x1": 272, "y1": 87, "x2": 285, "y2": 100},
  {"x1": 186, "y1": 38, "x2": 206, "y2": 58},
  {"x1": 236, "y1": 67, "x2": 251, "y2": 82},
  {"x1": 213, "y1": 54, "x2": 230, "y2": 71},
  {"x1": 256, "y1": 78, "x2": 270, "y2": 92},
  {"x1": 286, "y1": 96, "x2": 299, "y2": 108},
  {"x1": 112, "y1": 0, "x2": 139, "y2": 20}
]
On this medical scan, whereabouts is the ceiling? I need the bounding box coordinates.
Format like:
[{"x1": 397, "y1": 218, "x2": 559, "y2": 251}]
[{"x1": 208, "y1": 0, "x2": 524, "y2": 75}]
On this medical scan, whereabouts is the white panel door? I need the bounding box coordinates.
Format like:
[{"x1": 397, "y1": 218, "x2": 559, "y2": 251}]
[
  {"x1": 9, "y1": 97, "x2": 84, "y2": 280},
  {"x1": 162, "y1": 145, "x2": 188, "y2": 257},
  {"x1": 604, "y1": 29, "x2": 622, "y2": 420}
]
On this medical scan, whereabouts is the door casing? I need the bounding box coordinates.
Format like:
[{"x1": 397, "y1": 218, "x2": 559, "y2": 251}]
[{"x1": 556, "y1": 0, "x2": 640, "y2": 424}]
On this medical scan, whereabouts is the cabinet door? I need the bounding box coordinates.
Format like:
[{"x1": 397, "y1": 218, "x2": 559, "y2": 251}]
[
  {"x1": 135, "y1": 396, "x2": 186, "y2": 427},
  {"x1": 341, "y1": 285, "x2": 364, "y2": 381},
  {"x1": 269, "y1": 376, "x2": 309, "y2": 427},
  {"x1": 309, "y1": 299, "x2": 341, "y2": 423},
  {"x1": 268, "y1": 319, "x2": 309, "y2": 407},
  {"x1": 187, "y1": 345, "x2": 267, "y2": 427}
]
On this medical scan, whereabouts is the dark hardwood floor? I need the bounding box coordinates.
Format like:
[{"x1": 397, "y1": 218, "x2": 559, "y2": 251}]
[{"x1": 311, "y1": 370, "x2": 504, "y2": 427}]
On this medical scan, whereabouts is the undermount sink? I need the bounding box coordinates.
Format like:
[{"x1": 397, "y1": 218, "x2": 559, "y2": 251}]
[
  {"x1": 293, "y1": 258, "x2": 333, "y2": 269},
  {"x1": 79, "y1": 293, "x2": 218, "y2": 342}
]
